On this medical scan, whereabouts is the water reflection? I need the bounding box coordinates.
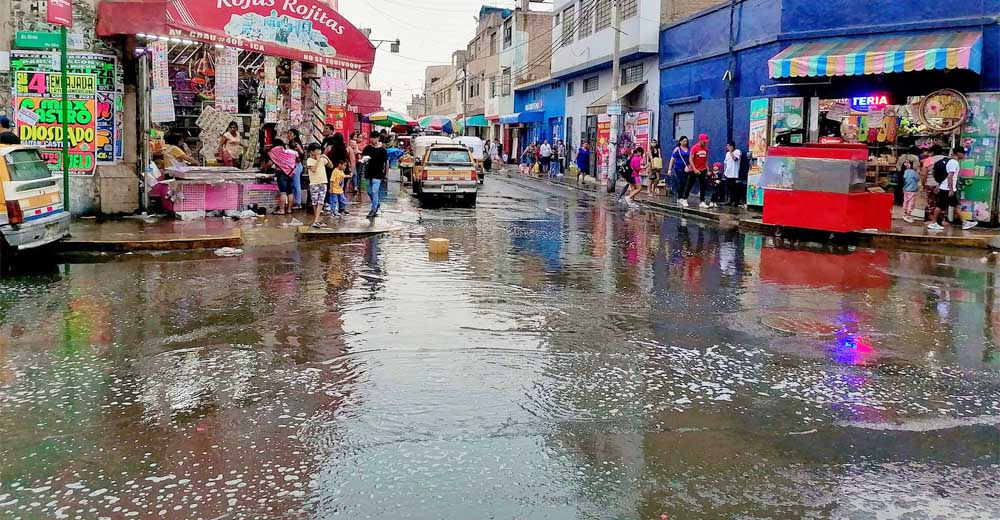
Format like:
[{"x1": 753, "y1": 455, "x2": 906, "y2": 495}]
[{"x1": 1, "y1": 179, "x2": 999, "y2": 519}]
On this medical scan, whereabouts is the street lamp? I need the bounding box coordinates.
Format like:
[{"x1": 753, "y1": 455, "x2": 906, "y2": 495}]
[{"x1": 348, "y1": 38, "x2": 400, "y2": 84}]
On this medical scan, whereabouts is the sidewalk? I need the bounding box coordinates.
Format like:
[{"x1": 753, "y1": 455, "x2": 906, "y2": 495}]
[{"x1": 501, "y1": 167, "x2": 1000, "y2": 251}]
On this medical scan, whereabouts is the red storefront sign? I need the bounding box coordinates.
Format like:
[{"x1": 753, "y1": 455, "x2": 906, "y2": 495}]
[
  {"x1": 326, "y1": 105, "x2": 348, "y2": 134},
  {"x1": 48, "y1": 0, "x2": 73, "y2": 27},
  {"x1": 96, "y1": 0, "x2": 375, "y2": 72}
]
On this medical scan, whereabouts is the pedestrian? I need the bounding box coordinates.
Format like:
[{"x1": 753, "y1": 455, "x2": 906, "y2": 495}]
[
  {"x1": 305, "y1": 144, "x2": 331, "y2": 227},
  {"x1": 622, "y1": 147, "x2": 645, "y2": 204},
  {"x1": 268, "y1": 138, "x2": 298, "y2": 215},
  {"x1": 285, "y1": 129, "x2": 306, "y2": 208},
  {"x1": 723, "y1": 141, "x2": 742, "y2": 206},
  {"x1": 217, "y1": 122, "x2": 243, "y2": 167},
  {"x1": 896, "y1": 146, "x2": 921, "y2": 206},
  {"x1": 576, "y1": 142, "x2": 591, "y2": 183},
  {"x1": 549, "y1": 140, "x2": 561, "y2": 178},
  {"x1": 328, "y1": 157, "x2": 351, "y2": 218},
  {"x1": 680, "y1": 133, "x2": 710, "y2": 208},
  {"x1": 485, "y1": 139, "x2": 496, "y2": 172},
  {"x1": 901, "y1": 159, "x2": 919, "y2": 223},
  {"x1": 709, "y1": 162, "x2": 724, "y2": 207},
  {"x1": 928, "y1": 147, "x2": 977, "y2": 231},
  {"x1": 557, "y1": 140, "x2": 567, "y2": 174},
  {"x1": 362, "y1": 131, "x2": 389, "y2": 220},
  {"x1": 539, "y1": 140, "x2": 553, "y2": 176},
  {"x1": 347, "y1": 132, "x2": 360, "y2": 193},
  {"x1": 647, "y1": 140, "x2": 663, "y2": 196},
  {"x1": 666, "y1": 136, "x2": 690, "y2": 200},
  {"x1": 920, "y1": 146, "x2": 946, "y2": 222},
  {"x1": 520, "y1": 144, "x2": 536, "y2": 175},
  {"x1": 0, "y1": 116, "x2": 19, "y2": 144}
]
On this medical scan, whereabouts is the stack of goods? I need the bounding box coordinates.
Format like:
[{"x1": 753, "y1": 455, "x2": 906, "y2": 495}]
[{"x1": 197, "y1": 106, "x2": 241, "y2": 164}]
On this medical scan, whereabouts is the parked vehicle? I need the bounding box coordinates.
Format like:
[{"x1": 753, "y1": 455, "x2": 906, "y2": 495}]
[
  {"x1": 452, "y1": 136, "x2": 486, "y2": 184},
  {"x1": 0, "y1": 146, "x2": 71, "y2": 269},
  {"x1": 411, "y1": 135, "x2": 454, "y2": 188},
  {"x1": 412, "y1": 144, "x2": 478, "y2": 206}
]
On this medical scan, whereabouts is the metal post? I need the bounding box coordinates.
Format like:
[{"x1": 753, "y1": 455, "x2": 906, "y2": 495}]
[
  {"x1": 60, "y1": 26, "x2": 70, "y2": 211},
  {"x1": 139, "y1": 54, "x2": 150, "y2": 212},
  {"x1": 606, "y1": 0, "x2": 622, "y2": 193},
  {"x1": 462, "y1": 64, "x2": 468, "y2": 136}
]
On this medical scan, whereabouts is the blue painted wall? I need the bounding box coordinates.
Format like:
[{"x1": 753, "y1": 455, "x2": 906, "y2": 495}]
[
  {"x1": 514, "y1": 80, "x2": 567, "y2": 144},
  {"x1": 658, "y1": 0, "x2": 1000, "y2": 162}
]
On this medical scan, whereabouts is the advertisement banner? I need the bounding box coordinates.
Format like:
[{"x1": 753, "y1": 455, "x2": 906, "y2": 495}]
[
  {"x1": 14, "y1": 71, "x2": 97, "y2": 175},
  {"x1": 47, "y1": 0, "x2": 73, "y2": 28},
  {"x1": 622, "y1": 111, "x2": 651, "y2": 155},
  {"x1": 770, "y1": 97, "x2": 804, "y2": 145},
  {"x1": 151, "y1": 40, "x2": 169, "y2": 89},
  {"x1": 161, "y1": 0, "x2": 375, "y2": 72},
  {"x1": 326, "y1": 105, "x2": 347, "y2": 135},
  {"x1": 747, "y1": 98, "x2": 770, "y2": 206},
  {"x1": 596, "y1": 114, "x2": 611, "y2": 183},
  {"x1": 10, "y1": 52, "x2": 121, "y2": 165}
]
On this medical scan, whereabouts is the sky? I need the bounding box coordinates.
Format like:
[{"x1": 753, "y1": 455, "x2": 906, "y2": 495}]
[{"x1": 337, "y1": 0, "x2": 531, "y2": 113}]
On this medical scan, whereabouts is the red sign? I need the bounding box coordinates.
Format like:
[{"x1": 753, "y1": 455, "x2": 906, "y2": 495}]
[
  {"x1": 326, "y1": 105, "x2": 347, "y2": 134},
  {"x1": 48, "y1": 0, "x2": 73, "y2": 27},
  {"x1": 164, "y1": 0, "x2": 375, "y2": 72}
]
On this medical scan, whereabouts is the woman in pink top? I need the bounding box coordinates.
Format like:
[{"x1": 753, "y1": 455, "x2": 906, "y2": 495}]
[{"x1": 624, "y1": 147, "x2": 645, "y2": 203}]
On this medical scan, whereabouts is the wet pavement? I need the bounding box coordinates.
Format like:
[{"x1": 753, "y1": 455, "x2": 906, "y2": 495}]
[{"x1": 2, "y1": 176, "x2": 1000, "y2": 519}]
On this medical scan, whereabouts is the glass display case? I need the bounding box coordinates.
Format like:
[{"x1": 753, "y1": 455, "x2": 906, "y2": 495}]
[{"x1": 759, "y1": 154, "x2": 867, "y2": 194}]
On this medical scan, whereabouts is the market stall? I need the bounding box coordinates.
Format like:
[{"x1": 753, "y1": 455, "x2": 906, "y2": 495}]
[
  {"x1": 159, "y1": 166, "x2": 273, "y2": 215},
  {"x1": 760, "y1": 144, "x2": 893, "y2": 233}
]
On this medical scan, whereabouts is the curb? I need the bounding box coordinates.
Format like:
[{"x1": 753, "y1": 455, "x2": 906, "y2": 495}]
[
  {"x1": 59, "y1": 229, "x2": 243, "y2": 253},
  {"x1": 739, "y1": 218, "x2": 998, "y2": 251}
]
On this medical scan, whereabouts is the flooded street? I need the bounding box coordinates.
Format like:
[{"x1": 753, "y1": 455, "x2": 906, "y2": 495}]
[{"x1": 2, "y1": 175, "x2": 1000, "y2": 519}]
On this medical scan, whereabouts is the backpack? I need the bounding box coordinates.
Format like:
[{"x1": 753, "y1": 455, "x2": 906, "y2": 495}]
[{"x1": 932, "y1": 158, "x2": 949, "y2": 184}]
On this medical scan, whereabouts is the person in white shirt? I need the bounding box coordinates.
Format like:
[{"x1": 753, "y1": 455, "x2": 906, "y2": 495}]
[
  {"x1": 928, "y1": 147, "x2": 977, "y2": 231},
  {"x1": 723, "y1": 141, "x2": 742, "y2": 206},
  {"x1": 539, "y1": 140, "x2": 553, "y2": 177}
]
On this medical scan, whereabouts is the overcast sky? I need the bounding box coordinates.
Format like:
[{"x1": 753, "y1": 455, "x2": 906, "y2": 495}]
[{"x1": 337, "y1": 0, "x2": 541, "y2": 114}]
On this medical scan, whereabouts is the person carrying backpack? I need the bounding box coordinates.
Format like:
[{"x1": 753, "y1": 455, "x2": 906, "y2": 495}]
[
  {"x1": 919, "y1": 146, "x2": 946, "y2": 222},
  {"x1": 928, "y1": 147, "x2": 977, "y2": 231}
]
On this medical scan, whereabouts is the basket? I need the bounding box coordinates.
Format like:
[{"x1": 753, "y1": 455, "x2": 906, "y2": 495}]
[
  {"x1": 164, "y1": 183, "x2": 206, "y2": 212},
  {"x1": 205, "y1": 183, "x2": 239, "y2": 211},
  {"x1": 238, "y1": 183, "x2": 279, "y2": 212}
]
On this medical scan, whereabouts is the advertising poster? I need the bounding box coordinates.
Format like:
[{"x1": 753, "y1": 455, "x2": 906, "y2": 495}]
[
  {"x1": 329, "y1": 77, "x2": 347, "y2": 107},
  {"x1": 959, "y1": 93, "x2": 1000, "y2": 222},
  {"x1": 770, "y1": 97, "x2": 804, "y2": 145},
  {"x1": 215, "y1": 47, "x2": 239, "y2": 114},
  {"x1": 151, "y1": 87, "x2": 176, "y2": 123},
  {"x1": 596, "y1": 114, "x2": 611, "y2": 183},
  {"x1": 326, "y1": 105, "x2": 347, "y2": 134},
  {"x1": 264, "y1": 57, "x2": 279, "y2": 123},
  {"x1": 10, "y1": 52, "x2": 121, "y2": 166},
  {"x1": 622, "y1": 111, "x2": 651, "y2": 154},
  {"x1": 151, "y1": 40, "x2": 169, "y2": 89},
  {"x1": 290, "y1": 61, "x2": 303, "y2": 125},
  {"x1": 747, "y1": 98, "x2": 770, "y2": 207},
  {"x1": 13, "y1": 71, "x2": 97, "y2": 175}
]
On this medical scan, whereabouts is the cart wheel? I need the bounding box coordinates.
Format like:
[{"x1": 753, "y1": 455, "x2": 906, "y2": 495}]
[{"x1": 774, "y1": 226, "x2": 783, "y2": 237}]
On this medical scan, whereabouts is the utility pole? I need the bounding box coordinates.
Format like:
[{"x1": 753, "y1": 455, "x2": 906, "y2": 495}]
[
  {"x1": 606, "y1": 0, "x2": 622, "y2": 193},
  {"x1": 462, "y1": 62, "x2": 468, "y2": 136}
]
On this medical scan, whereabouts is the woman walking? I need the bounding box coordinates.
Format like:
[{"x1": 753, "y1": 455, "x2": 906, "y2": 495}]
[
  {"x1": 666, "y1": 136, "x2": 691, "y2": 200},
  {"x1": 647, "y1": 140, "x2": 664, "y2": 196},
  {"x1": 284, "y1": 129, "x2": 306, "y2": 208}
]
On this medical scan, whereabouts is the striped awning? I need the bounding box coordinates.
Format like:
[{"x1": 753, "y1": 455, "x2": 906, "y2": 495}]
[{"x1": 768, "y1": 31, "x2": 982, "y2": 79}]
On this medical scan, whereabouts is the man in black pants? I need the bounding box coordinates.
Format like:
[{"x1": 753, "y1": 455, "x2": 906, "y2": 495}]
[
  {"x1": 680, "y1": 133, "x2": 710, "y2": 208},
  {"x1": 723, "y1": 141, "x2": 742, "y2": 206}
]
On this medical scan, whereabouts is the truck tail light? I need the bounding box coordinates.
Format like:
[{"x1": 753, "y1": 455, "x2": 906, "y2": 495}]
[
  {"x1": 5, "y1": 200, "x2": 23, "y2": 225},
  {"x1": 470, "y1": 170, "x2": 477, "y2": 181}
]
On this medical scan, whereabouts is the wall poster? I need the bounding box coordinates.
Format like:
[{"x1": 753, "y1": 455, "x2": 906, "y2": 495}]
[
  {"x1": 747, "y1": 98, "x2": 770, "y2": 206},
  {"x1": 596, "y1": 114, "x2": 611, "y2": 183},
  {"x1": 13, "y1": 70, "x2": 98, "y2": 175}
]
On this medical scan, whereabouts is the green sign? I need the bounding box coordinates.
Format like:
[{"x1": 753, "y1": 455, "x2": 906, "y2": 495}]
[{"x1": 15, "y1": 31, "x2": 61, "y2": 50}]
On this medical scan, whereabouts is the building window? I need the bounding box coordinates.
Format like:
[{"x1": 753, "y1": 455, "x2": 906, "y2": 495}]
[
  {"x1": 567, "y1": 81, "x2": 574, "y2": 97},
  {"x1": 469, "y1": 38, "x2": 477, "y2": 59},
  {"x1": 595, "y1": 0, "x2": 611, "y2": 31},
  {"x1": 470, "y1": 81, "x2": 480, "y2": 99},
  {"x1": 622, "y1": 63, "x2": 643, "y2": 85},
  {"x1": 674, "y1": 112, "x2": 694, "y2": 143},
  {"x1": 490, "y1": 32, "x2": 497, "y2": 55},
  {"x1": 561, "y1": 5, "x2": 575, "y2": 46},
  {"x1": 503, "y1": 20, "x2": 513, "y2": 49},
  {"x1": 621, "y1": 0, "x2": 638, "y2": 19},
  {"x1": 501, "y1": 67, "x2": 511, "y2": 96},
  {"x1": 583, "y1": 76, "x2": 600, "y2": 93},
  {"x1": 578, "y1": 0, "x2": 593, "y2": 39},
  {"x1": 489, "y1": 75, "x2": 497, "y2": 97},
  {"x1": 550, "y1": 81, "x2": 560, "y2": 90}
]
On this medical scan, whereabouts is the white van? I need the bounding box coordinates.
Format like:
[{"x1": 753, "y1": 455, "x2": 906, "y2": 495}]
[{"x1": 452, "y1": 136, "x2": 485, "y2": 183}]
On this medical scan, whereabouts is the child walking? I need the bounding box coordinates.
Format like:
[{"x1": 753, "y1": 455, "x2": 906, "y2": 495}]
[
  {"x1": 902, "y1": 160, "x2": 919, "y2": 223},
  {"x1": 328, "y1": 158, "x2": 351, "y2": 218}
]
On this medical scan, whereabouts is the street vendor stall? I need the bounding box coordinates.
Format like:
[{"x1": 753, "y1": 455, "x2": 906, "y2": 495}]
[
  {"x1": 761, "y1": 144, "x2": 893, "y2": 233},
  {"x1": 158, "y1": 166, "x2": 273, "y2": 215}
]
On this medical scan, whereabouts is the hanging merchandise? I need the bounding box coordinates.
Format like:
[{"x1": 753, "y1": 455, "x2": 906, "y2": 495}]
[
  {"x1": 264, "y1": 57, "x2": 279, "y2": 124},
  {"x1": 196, "y1": 105, "x2": 239, "y2": 164},
  {"x1": 290, "y1": 61, "x2": 303, "y2": 126},
  {"x1": 151, "y1": 87, "x2": 176, "y2": 123},
  {"x1": 215, "y1": 47, "x2": 239, "y2": 114},
  {"x1": 330, "y1": 77, "x2": 347, "y2": 107},
  {"x1": 151, "y1": 40, "x2": 169, "y2": 89}
]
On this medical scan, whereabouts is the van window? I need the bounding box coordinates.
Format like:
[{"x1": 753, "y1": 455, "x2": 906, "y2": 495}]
[
  {"x1": 427, "y1": 149, "x2": 473, "y2": 165},
  {"x1": 6, "y1": 150, "x2": 52, "y2": 182}
]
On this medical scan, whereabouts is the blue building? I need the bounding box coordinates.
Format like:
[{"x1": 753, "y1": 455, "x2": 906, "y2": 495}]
[
  {"x1": 658, "y1": 0, "x2": 1000, "y2": 218},
  {"x1": 504, "y1": 77, "x2": 566, "y2": 157}
]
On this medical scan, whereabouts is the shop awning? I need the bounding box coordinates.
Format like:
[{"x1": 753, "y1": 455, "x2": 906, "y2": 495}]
[
  {"x1": 768, "y1": 31, "x2": 982, "y2": 79},
  {"x1": 96, "y1": 0, "x2": 376, "y2": 72},
  {"x1": 463, "y1": 115, "x2": 489, "y2": 128},
  {"x1": 348, "y1": 89, "x2": 382, "y2": 114},
  {"x1": 586, "y1": 81, "x2": 646, "y2": 115},
  {"x1": 499, "y1": 111, "x2": 545, "y2": 125}
]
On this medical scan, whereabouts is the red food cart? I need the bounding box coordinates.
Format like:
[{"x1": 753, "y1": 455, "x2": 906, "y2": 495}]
[{"x1": 761, "y1": 144, "x2": 893, "y2": 233}]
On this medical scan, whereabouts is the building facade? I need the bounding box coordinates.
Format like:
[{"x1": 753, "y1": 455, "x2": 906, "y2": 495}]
[
  {"x1": 508, "y1": 77, "x2": 567, "y2": 160},
  {"x1": 550, "y1": 0, "x2": 662, "y2": 173},
  {"x1": 423, "y1": 62, "x2": 459, "y2": 119},
  {"x1": 464, "y1": 6, "x2": 510, "y2": 139},
  {"x1": 658, "y1": 0, "x2": 999, "y2": 214}
]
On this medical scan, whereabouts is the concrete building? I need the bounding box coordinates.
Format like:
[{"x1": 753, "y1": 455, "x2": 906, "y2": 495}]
[
  {"x1": 491, "y1": 1, "x2": 554, "y2": 158},
  {"x1": 549, "y1": 0, "x2": 663, "y2": 166},
  {"x1": 423, "y1": 61, "x2": 459, "y2": 119},
  {"x1": 406, "y1": 94, "x2": 426, "y2": 119},
  {"x1": 464, "y1": 6, "x2": 512, "y2": 139},
  {"x1": 510, "y1": 77, "x2": 567, "y2": 161}
]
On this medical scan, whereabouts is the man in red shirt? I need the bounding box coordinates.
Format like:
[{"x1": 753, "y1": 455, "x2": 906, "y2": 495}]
[{"x1": 681, "y1": 133, "x2": 711, "y2": 208}]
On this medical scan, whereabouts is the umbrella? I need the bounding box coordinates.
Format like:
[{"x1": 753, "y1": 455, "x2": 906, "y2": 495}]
[
  {"x1": 365, "y1": 110, "x2": 417, "y2": 127},
  {"x1": 419, "y1": 115, "x2": 463, "y2": 134},
  {"x1": 462, "y1": 115, "x2": 489, "y2": 128}
]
